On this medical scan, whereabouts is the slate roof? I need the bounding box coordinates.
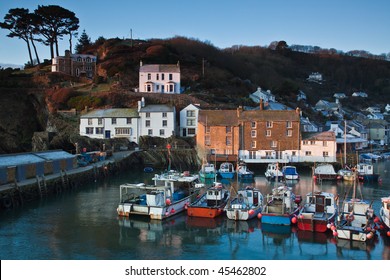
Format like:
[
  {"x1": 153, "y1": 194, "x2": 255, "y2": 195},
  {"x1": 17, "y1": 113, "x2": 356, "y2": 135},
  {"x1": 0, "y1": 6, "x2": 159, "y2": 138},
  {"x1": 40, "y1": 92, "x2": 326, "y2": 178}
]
[
  {"x1": 139, "y1": 104, "x2": 175, "y2": 113},
  {"x1": 240, "y1": 110, "x2": 300, "y2": 122},
  {"x1": 80, "y1": 108, "x2": 139, "y2": 118},
  {"x1": 198, "y1": 110, "x2": 238, "y2": 126},
  {"x1": 302, "y1": 131, "x2": 335, "y2": 141},
  {"x1": 140, "y1": 64, "x2": 180, "y2": 73}
]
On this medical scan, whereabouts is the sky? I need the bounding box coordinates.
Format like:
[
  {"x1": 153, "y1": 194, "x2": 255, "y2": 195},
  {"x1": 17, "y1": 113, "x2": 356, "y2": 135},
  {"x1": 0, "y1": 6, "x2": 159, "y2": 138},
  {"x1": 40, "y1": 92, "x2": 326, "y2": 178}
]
[{"x1": 1, "y1": 0, "x2": 389, "y2": 67}]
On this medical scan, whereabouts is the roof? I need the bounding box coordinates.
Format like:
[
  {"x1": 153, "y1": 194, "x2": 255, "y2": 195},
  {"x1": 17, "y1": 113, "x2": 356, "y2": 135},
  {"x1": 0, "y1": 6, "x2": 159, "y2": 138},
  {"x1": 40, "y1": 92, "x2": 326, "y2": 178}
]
[
  {"x1": 240, "y1": 109, "x2": 300, "y2": 122},
  {"x1": 0, "y1": 150, "x2": 75, "y2": 168},
  {"x1": 198, "y1": 110, "x2": 238, "y2": 126},
  {"x1": 140, "y1": 64, "x2": 180, "y2": 73},
  {"x1": 302, "y1": 131, "x2": 335, "y2": 141},
  {"x1": 139, "y1": 104, "x2": 175, "y2": 113},
  {"x1": 80, "y1": 108, "x2": 139, "y2": 118}
]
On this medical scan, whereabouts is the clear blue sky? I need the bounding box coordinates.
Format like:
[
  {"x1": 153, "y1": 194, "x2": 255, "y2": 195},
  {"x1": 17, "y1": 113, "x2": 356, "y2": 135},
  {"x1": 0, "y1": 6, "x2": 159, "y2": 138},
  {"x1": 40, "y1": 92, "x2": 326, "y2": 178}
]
[{"x1": 1, "y1": 0, "x2": 389, "y2": 66}]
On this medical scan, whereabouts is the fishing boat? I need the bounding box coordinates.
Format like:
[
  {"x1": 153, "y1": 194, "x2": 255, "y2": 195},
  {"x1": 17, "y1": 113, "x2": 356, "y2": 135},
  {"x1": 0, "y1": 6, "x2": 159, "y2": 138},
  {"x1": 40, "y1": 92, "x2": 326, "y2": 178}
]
[
  {"x1": 218, "y1": 162, "x2": 235, "y2": 179},
  {"x1": 356, "y1": 163, "x2": 380, "y2": 182},
  {"x1": 199, "y1": 162, "x2": 216, "y2": 181},
  {"x1": 335, "y1": 173, "x2": 378, "y2": 242},
  {"x1": 225, "y1": 186, "x2": 263, "y2": 221},
  {"x1": 153, "y1": 170, "x2": 201, "y2": 187},
  {"x1": 187, "y1": 182, "x2": 230, "y2": 218},
  {"x1": 297, "y1": 191, "x2": 338, "y2": 232},
  {"x1": 264, "y1": 163, "x2": 284, "y2": 181},
  {"x1": 237, "y1": 162, "x2": 254, "y2": 180},
  {"x1": 337, "y1": 168, "x2": 355, "y2": 181},
  {"x1": 282, "y1": 165, "x2": 299, "y2": 180},
  {"x1": 379, "y1": 196, "x2": 390, "y2": 236},
  {"x1": 261, "y1": 185, "x2": 302, "y2": 226},
  {"x1": 117, "y1": 176, "x2": 199, "y2": 220},
  {"x1": 313, "y1": 163, "x2": 338, "y2": 181}
]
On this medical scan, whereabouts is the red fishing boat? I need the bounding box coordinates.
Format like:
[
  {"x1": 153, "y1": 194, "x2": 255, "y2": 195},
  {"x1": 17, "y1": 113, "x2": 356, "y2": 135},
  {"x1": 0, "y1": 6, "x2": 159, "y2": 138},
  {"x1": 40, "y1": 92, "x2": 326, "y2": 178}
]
[{"x1": 186, "y1": 182, "x2": 230, "y2": 218}]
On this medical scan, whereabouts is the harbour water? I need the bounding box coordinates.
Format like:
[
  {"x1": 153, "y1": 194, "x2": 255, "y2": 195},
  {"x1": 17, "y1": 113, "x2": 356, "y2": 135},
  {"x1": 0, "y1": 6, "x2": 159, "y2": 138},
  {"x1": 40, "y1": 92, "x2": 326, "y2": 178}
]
[{"x1": 1, "y1": 161, "x2": 390, "y2": 260}]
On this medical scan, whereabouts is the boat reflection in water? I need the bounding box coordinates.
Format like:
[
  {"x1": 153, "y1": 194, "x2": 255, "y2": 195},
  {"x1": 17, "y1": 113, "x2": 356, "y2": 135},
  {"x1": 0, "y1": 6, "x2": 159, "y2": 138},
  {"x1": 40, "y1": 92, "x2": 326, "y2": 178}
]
[
  {"x1": 260, "y1": 223, "x2": 295, "y2": 259},
  {"x1": 296, "y1": 230, "x2": 333, "y2": 259}
]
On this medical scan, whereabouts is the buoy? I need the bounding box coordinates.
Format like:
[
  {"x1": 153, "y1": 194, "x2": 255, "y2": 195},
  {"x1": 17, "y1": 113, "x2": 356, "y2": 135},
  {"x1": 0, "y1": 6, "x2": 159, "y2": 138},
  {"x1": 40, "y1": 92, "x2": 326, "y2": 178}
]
[
  {"x1": 291, "y1": 216, "x2": 297, "y2": 224},
  {"x1": 257, "y1": 213, "x2": 262, "y2": 219},
  {"x1": 299, "y1": 214, "x2": 304, "y2": 219},
  {"x1": 170, "y1": 208, "x2": 175, "y2": 214},
  {"x1": 367, "y1": 232, "x2": 373, "y2": 239},
  {"x1": 333, "y1": 230, "x2": 338, "y2": 237},
  {"x1": 166, "y1": 198, "x2": 171, "y2": 205},
  {"x1": 327, "y1": 223, "x2": 331, "y2": 229},
  {"x1": 248, "y1": 209, "x2": 255, "y2": 216},
  {"x1": 331, "y1": 225, "x2": 336, "y2": 231},
  {"x1": 387, "y1": 231, "x2": 390, "y2": 237},
  {"x1": 184, "y1": 202, "x2": 189, "y2": 210},
  {"x1": 374, "y1": 217, "x2": 380, "y2": 224},
  {"x1": 312, "y1": 175, "x2": 317, "y2": 180},
  {"x1": 165, "y1": 211, "x2": 170, "y2": 216},
  {"x1": 366, "y1": 226, "x2": 372, "y2": 232}
]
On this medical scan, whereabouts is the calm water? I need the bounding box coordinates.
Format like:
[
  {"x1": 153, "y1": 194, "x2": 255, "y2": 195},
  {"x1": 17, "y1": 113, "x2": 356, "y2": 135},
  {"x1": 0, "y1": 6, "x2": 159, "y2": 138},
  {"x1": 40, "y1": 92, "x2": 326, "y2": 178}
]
[{"x1": 1, "y1": 161, "x2": 390, "y2": 260}]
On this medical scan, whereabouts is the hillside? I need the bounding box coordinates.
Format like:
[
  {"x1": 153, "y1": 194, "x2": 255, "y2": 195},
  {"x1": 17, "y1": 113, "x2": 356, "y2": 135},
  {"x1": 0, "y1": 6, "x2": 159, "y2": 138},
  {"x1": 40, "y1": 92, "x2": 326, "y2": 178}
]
[{"x1": 1, "y1": 36, "x2": 390, "y2": 154}]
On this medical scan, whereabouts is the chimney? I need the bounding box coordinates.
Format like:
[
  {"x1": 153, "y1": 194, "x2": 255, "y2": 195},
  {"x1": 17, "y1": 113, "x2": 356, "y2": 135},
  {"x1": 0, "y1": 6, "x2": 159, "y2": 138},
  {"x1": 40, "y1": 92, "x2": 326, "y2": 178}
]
[
  {"x1": 237, "y1": 106, "x2": 243, "y2": 118},
  {"x1": 296, "y1": 107, "x2": 301, "y2": 115},
  {"x1": 260, "y1": 99, "x2": 264, "y2": 110},
  {"x1": 140, "y1": 60, "x2": 143, "y2": 67}
]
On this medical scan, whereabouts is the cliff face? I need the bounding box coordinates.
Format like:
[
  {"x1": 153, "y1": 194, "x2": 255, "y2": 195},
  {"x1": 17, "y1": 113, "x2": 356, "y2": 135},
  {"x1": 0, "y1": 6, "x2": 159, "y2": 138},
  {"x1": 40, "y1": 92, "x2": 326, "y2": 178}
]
[{"x1": 0, "y1": 89, "x2": 48, "y2": 153}]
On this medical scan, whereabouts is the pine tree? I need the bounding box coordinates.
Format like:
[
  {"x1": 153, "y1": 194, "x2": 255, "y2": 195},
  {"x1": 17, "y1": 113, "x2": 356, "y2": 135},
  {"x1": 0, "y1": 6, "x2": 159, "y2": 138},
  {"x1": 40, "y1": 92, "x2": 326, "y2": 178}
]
[{"x1": 75, "y1": 29, "x2": 91, "y2": 53}]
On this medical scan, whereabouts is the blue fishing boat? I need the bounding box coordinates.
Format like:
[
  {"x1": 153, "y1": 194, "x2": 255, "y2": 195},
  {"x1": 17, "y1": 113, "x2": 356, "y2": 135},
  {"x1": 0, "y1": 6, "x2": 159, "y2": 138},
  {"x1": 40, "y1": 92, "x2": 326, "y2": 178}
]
[
  {"x1": 261, "y1": 185, "x2": 302, "y2": 226},
  {"x1": 237, "y1": 162, "x2": 254, "y2": 180},
  {"x1": 282, "y1": 165, "x2": 299, "y2": 180},
  {"x1": 218, "y1": 162, "x2": 235, "y2": 179}
]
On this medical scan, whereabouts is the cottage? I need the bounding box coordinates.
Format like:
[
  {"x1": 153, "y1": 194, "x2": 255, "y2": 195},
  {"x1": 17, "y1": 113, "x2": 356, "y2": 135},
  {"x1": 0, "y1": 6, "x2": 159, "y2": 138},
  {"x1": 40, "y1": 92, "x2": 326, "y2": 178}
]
[
  {"x1": 300, "y1": 131, "x2": 337, "y2": 163},
  {"x1": 139, "y1": 61, "x2": 181, "y2": 94},
  {"x1": 249, "y1": 87, "x2": 276, "y2": 103},
  {"x1": 179, "y1": 104, "x2": 200, "y2": 137},
  {"x1": 79, "y1": 108, "x2": 139, "y2": 143},
  {"x1": 52, "y1": 50, "x2": 97, "y2": 78}
]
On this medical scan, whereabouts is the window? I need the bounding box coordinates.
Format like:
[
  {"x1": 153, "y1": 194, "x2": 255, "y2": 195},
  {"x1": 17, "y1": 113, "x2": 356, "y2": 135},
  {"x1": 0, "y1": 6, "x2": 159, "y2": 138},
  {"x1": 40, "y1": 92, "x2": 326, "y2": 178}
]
[
  {"x1": 287, "y1": 130, "x2": 292, "y2": 137},
  {"x1": 148, "y1": 129, "x2": 153, "y2": 136},
  {"x1": 205, "y1": 135, "x2": 211, "y2": 145},
  {"x1": 226, "y1": 136, "x2": 232, "y2": 146},
  {"x1": 86, "y1": 127, "x2": 93, "y2": 134},
  {"x1": 251, "y1": 130, "x2": 257, "y2": 138},
  {"x1": 187, "y1": 119, "x2": 196, "y2": 126},
  {"x1": 115, "y1": 128, "x2": 130, "y2": 135},
  {"x1": 98, "y1": 118, "x2": 103, "y2": 125},
  {"x1": 206, "y1": 126, "x2": 210, "y2": 133},
  {"x1": 266, "y1": 121, "x2": 273, "y2": 128},
  {"x1": 156, "y1": 85, "x2": 159, "y2": 91},
  {"x1": 160, "y1": 129, "x2": 165, "y2": 136},
  {"x1": 310, "y1": 141, "x2": 315, "y2": 145},
  {"x1": 169, "y1": 73, "x2": 173, "y2": 80},
  {"x1": 161, "y1": 73, "x2": 165, "y2": 80},
  {"x1": 111, "y1": 118, "x2": 117, "y2": 125},
  {"x1": 323, "y1": 141, "x2": 328, "y2": 147},
  {"x1": 162, "y1": 120, "x2": 167, "y2": 127},
  {"x1": 88, "y1": 118, "x2": 92, "y2": 125},
  {"x1": 305, "y1": 151, "x2": 312, "y2": 156},
  {"x1": 323, "y1": 151, "x2": 329, "y2": 157},
  {"x1": 303, "y1": 140, "x2": 308, "y2": 145},
  {"x1": 265, "y1": 151, "x2": 272, "y2": 158},
  {"x1": 86, "y1": 57, "x2": 91, "y2": 63},
  {"x1": 77, "y1": 57, "x2": 82, "y2": 62},
  {"x1": 286, "y1": 121, "x2": 292, "y2": 128},
  {"x1": 251, "y1": 141, "x2": 256, "y2": 148},
  {"x1": 126, "y1": 118, "x2": 132, "y2": 124},
  {"x1": 271, "y1": 141, "x2": 277, "y2": 148},
  {"x1": 188, "y1": 128, "x2": 196, "y2": 135},
  {"x1": 147, "y1": 84, "x2": 151, "y2": 92},
  {"x1": 147, "y1": 73, "x2": 151, "y2": 80},
  {"x1": 95, "y1": 127, "x2": 104, "y2": 134},
  {"x1": 146, "y1": 112, "x2": 150, "y2": 118},
  {"x1": 145, "y1": 120, "x2": 150, "y2": 127},
  {"x1": 162, "y1": 112, "x2": 167, "y2": 118},
  {"x1": 187, "y1": 110, "x2": 195, "y2": 117},
  {"x1": 156, "y1": 74, "x2": 159, "y2": 80},
  {"x1": 266, "y1": 130, "x2": 271, "y2": 137},
  {"x1": 292, "y1": 151, "x2": 296, "y2": 156},
  {"x1": 251, "y1": 121, "x2": 256, "y2": 129},
  {"x1": 169, "y1": 84, "x2": 174, "y2": 92},
  {"x1": 226, "y1": 126, "x2": 232, "y2": 133}
]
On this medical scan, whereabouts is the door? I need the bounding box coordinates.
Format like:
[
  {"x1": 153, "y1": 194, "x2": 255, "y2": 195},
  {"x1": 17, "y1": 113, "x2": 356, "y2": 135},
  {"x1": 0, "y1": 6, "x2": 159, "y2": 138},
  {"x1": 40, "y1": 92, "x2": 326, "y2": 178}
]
[
  {"x1": 253, "y1": 191, "x2": 259, "y2": 206},
  {"x1": 105, "y1": 130, "x2": 111, "y2": 139},
  {"x1": 315, "y1": 195, "x2": 325, "y2": 213}
]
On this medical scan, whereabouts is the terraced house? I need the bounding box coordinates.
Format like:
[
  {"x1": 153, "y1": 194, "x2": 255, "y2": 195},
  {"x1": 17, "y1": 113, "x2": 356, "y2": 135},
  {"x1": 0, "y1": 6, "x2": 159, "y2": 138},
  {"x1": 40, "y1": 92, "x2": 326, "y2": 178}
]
[{"x1": 138, "y1": 61, "x2": 181, "y2": 93}]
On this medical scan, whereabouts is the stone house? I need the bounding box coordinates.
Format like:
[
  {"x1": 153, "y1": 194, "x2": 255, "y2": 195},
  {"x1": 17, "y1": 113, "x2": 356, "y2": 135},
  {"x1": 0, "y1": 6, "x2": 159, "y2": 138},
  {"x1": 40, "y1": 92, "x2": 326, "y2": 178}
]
[{"x1": 52, "y1": 50, "x2": 97, "y2": 78}]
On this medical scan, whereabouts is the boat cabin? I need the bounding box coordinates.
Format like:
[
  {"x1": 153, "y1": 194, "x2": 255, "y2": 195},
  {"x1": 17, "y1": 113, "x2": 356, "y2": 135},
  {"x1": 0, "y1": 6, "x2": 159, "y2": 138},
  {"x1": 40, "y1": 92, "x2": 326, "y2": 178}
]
[
  {"x1": 206, "y1": 183, "x2": 227, "y2": 206},
  {"x1": 237, "y1": 188, "x2": 260, "y2": 206},
  {"x1": 356, "y1": 163, "x2": 374, "y2": 175},
  {"x1": 306, "y1": 192, "x2": 336, "y2": 215}
]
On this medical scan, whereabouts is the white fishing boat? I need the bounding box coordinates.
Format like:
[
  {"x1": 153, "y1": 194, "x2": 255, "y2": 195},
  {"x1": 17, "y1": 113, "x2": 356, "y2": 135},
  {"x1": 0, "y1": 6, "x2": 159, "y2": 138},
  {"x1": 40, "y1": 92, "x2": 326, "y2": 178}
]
[
  {"x1": 379, "y1": 196, "x2": 390, "y2": 236},
  {"x1": 225, "y1": 187, "x2": 263, "y2": 221},
  {"x1": 237, "y1": 162, "x2": 254, "y2": 180},
  {"x1": 264, "y1": 163, "x2": 284, "y2": 181},
  {"x1": 117, "y1": 176, "x2": 199, "y2": 220}
]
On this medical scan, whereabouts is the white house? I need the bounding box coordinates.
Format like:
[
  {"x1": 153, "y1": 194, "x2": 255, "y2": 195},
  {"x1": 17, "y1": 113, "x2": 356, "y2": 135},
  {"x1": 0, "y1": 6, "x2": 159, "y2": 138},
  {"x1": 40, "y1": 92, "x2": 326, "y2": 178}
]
[
  {"x1": 179, "y1": 104, "x2": 200, "y2": 137},
  {"x1": 79, "y1": 108, "x2": 140, "y2": 143},
  {"x1": 249, "y1": 87, "x2": 276, "y2": 103},
  {"x1": 307, "y1": 72, "x2": 323, "y2": 83},
  {"x1": 299, "y1": 131, "x2": 337, "y2": 163},
  {"x1": 352, "y1": 92, "x2": 368, "y2": 98},
  {"x1": 138, "y1": 98, "x2": 176, "y2": 138},
  {"x1": 138, "y1": 61, "x2": 181, "y2": 94}
]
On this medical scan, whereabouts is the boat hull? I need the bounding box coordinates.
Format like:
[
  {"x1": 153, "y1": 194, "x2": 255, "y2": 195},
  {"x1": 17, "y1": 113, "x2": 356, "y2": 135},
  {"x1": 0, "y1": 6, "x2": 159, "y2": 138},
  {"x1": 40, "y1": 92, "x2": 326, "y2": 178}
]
[
  {"x1": 358, "y1": 174, "x2": 380, "y2": 183},
  {"x1": 226, "y1": 207, "x2": 262, "y2": 221},
  {"x1": 219, "y1": 172, "x2": 235, "y2": 179},
  {"x1": 336, "y1": 226, "x2": 368, "y2": 242},
  {"x1": 261, "y1": 213, "x2": 294, "y2": 226},
  {"x1": 297, "y1": 213, "x2": 336, "y2": 233},
  {"x1": 187, "y1": 206, "x2": 225, "y2": 218}
]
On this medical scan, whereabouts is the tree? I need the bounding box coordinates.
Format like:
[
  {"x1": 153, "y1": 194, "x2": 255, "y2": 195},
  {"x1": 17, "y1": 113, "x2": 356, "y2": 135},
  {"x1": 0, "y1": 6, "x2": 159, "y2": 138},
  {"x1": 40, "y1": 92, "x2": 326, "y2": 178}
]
[
  {"x1": 0, "y1": 8, "x2": 37, "y2": 65},
  {"x1": 75, "y1": 29, "x2": 92, "y2": 53},
  {"x1": 35, "y1": 5, "x2": 79, "y2": 58}
]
